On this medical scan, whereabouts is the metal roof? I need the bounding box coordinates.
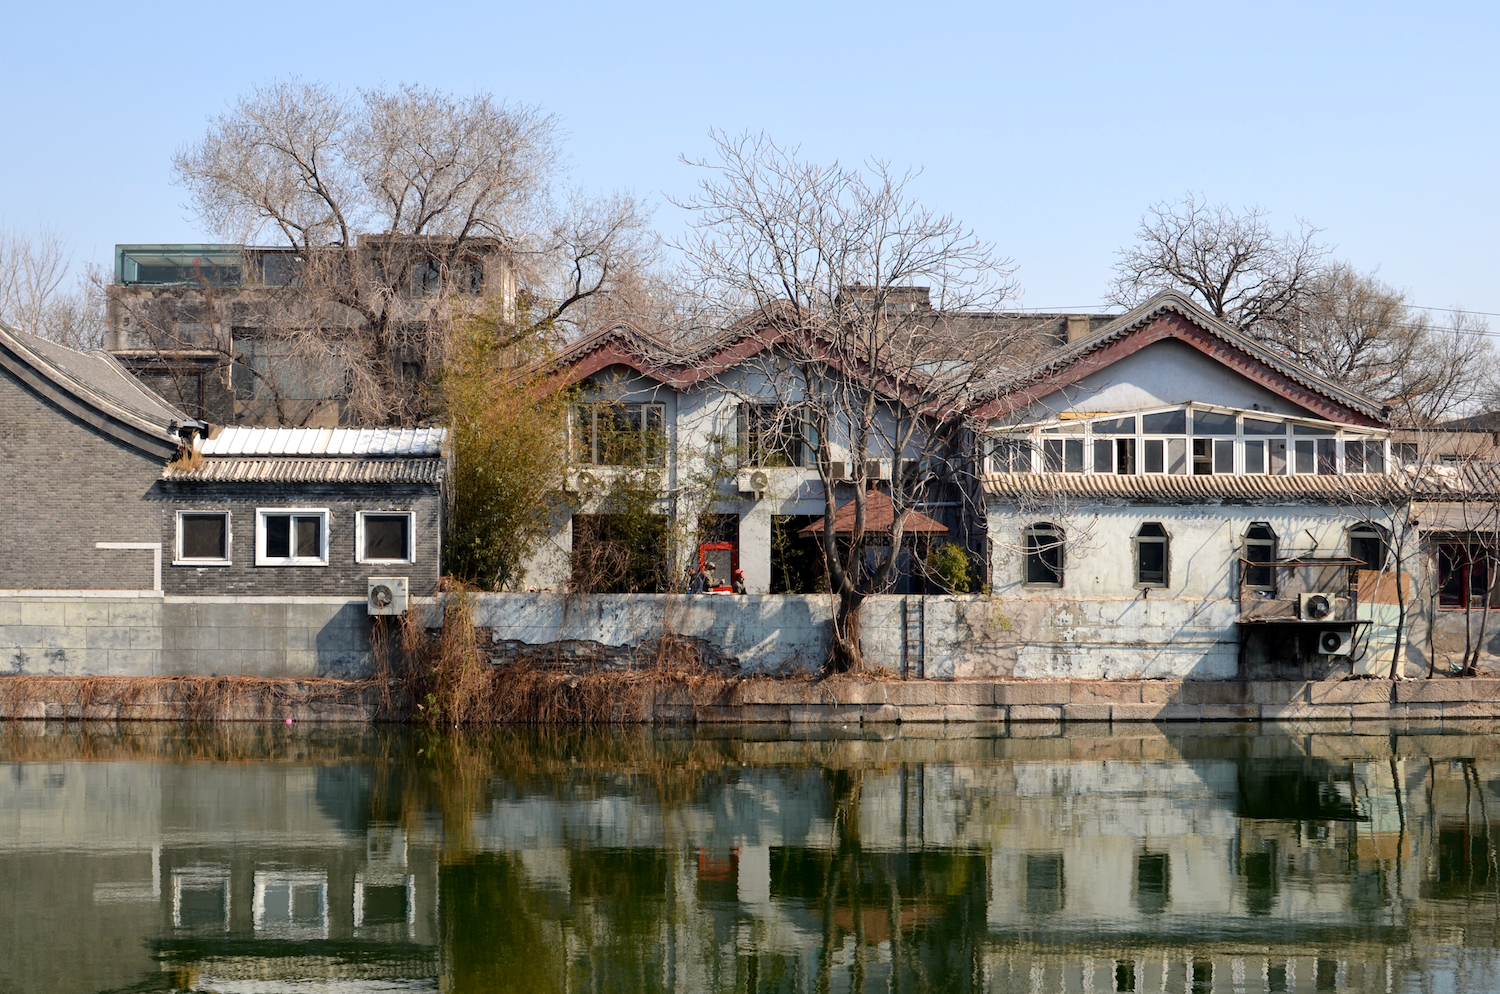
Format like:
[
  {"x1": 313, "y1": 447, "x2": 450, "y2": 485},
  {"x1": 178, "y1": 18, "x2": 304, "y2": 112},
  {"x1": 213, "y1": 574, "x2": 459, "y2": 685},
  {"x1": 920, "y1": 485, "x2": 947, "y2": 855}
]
[
  {"x1": 200, "y1": 426, "x2": 446, "y2": 457},
  {"x1": 164, "y1": 457, "x2": 444, "y2": 484}
]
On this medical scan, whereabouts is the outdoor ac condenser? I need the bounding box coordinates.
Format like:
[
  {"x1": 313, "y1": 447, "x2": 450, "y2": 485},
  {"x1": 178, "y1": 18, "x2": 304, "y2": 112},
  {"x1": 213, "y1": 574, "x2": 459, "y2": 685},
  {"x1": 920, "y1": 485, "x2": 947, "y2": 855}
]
[
  {"x1": 1299, "y1": 592, "x2": 1337, "y2": 622},
  {"x1": 865, "y1": 458, "x2": 893, "y2": 481},
  {"x1": 738, "y1": 469, "x2": 771, "y2": 494},
  {"x1": 1318, "y1": 630, "x2": 1353, "y2": 656},
  {"x1": 368, "y1": 577, "x2": 409, "y2": 616}
]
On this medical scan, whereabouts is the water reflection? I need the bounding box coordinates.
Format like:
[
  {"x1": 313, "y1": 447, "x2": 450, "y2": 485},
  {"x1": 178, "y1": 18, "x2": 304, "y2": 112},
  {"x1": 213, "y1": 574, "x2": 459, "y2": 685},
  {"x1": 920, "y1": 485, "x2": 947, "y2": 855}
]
[{"x1": 3, "y1": 722, "x2": 1500, "y2": 992}]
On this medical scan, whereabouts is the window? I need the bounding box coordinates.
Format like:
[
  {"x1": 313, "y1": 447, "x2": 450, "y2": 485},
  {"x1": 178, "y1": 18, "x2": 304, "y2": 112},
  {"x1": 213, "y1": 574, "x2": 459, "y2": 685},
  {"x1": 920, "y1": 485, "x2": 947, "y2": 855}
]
[
  {"x1": 1437, "y1": 542, "x2": 1497, "y2": 609},
  {"x1": 176, "y1": 511, "x2": 230, "y2": 565},
  {"x1": 1346, "y1": 439, "x2": 1385, "y2": 474},
  {"x1": 1191, "y1": 438, "x2": 1232, "y2": 475},
  {"x1": 257, "y1": 509, "x2": 330, "y2": 566},
  {"x1": 1135, "y1": 523, "x2": 1169, "y2": 587},
  {"x1": 1024, "y1": 523, "x2": 1064, "y2": 586},
  {"x1": 740, "y1": 403, "x2": 813, "y2": 468},
  {"x1": 574, "y1": 402, "x2": 667, "y2": 466},
  {"x1": 1243, "y1": 523, "x2": 1277, "y2": 592},
  {"x1": 358, "y1": 511, "x2": 414, "y2": 563},
  {"x1": 990, "y1": 437, "x2": 1032, "y2": 473},
  {"x1": 1348, "y1": 523, "x2": 1388, "y2": 590},
  {"x1": 1042, "y1": 437, "x2": 1084, "y2": 472}
]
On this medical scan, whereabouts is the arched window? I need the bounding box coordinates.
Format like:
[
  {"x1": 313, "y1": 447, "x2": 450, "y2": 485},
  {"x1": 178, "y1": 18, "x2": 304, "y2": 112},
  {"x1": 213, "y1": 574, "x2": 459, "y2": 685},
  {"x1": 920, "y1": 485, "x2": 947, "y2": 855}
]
[
  {"x1": 1243, "y1": 523, "x2": 1277, "y2": 592},
  {"x1": 1024, "y1": 523, "x2": 1065, "y2": 586},
  {"x1": 1135, "y1": 522, "x2": 1169, "y2": 587},
  {"x1": 1348, "y1": 523, "x2": 1389, "y2": 590}
]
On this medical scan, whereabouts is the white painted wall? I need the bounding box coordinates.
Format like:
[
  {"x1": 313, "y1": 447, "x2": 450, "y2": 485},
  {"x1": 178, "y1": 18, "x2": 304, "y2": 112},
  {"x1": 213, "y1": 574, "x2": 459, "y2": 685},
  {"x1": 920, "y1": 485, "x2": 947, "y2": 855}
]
[{"x1": 985, "y1": 500, "x2": 1381, "y2": 680}]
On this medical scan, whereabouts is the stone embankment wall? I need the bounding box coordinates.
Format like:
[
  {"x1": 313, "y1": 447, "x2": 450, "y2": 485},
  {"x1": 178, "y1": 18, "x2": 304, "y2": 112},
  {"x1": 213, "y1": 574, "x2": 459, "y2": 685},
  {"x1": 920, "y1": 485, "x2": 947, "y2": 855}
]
[
  {"x1": 1, "y1": 675, "x2": 1499, "y2": 725},
  {"x1": 0, "y1": 592, "x2": 371, "y2": 678}
]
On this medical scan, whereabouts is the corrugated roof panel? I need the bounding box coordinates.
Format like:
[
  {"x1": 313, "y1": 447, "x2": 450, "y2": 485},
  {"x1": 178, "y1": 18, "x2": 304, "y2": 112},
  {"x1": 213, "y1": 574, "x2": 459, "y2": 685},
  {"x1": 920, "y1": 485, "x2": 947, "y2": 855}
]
[{"x1": 200, "y1": 427, "x2": 446, "y2": 457}]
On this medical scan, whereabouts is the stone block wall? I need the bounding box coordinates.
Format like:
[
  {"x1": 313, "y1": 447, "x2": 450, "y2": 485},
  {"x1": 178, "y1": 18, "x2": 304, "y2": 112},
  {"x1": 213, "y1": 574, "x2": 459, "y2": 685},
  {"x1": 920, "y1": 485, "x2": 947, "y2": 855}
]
[{"x1": 0, "y1": 593, "x2": 371, "y2": 678}]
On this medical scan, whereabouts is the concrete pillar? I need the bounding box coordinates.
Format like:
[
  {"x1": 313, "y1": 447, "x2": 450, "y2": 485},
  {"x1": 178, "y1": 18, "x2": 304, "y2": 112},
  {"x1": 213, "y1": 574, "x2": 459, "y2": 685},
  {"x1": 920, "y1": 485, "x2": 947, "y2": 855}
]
[{"x1": 740, "y1": 502, "x2": 772, "y2": 594}]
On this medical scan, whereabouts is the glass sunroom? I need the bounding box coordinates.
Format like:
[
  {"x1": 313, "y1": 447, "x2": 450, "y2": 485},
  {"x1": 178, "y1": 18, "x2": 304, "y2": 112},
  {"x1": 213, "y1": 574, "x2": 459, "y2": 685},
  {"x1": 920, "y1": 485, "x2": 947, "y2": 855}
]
[{"x1": 986, "y1": 404, "x2": 1390, "y2": 477}]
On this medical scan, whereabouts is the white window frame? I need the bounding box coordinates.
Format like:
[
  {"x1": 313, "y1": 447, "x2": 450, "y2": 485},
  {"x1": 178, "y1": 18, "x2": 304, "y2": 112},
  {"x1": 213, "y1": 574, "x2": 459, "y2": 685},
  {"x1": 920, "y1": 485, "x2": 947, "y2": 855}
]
[
  {"x1": 255, "y1": 508, "x2": 331, "y2": 566},
  {"x1": 174, "y1": 510, "x2": 232, "y2": 566},
  {"x1": 356, "y1": 510, "x2": 416, "y2": 564}
]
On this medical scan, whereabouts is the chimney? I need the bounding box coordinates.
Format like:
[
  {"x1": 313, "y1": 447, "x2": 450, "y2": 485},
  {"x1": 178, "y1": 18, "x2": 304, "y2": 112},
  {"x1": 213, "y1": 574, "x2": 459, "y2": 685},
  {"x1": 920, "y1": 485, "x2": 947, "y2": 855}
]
[{"x1": 1065, "y1": 316, "x2": 1091, "y2": 342}]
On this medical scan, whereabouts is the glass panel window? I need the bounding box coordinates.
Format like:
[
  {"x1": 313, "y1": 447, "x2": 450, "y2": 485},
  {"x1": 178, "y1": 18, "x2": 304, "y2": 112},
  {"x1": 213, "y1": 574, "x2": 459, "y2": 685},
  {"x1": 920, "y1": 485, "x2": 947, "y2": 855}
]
[
  {"x1": 1438, "y1": 543, "x2": 1494, "y2": 609},
  {"x1": 1092, "y1": 415, "x2": 1136, "y2": 434},
  {"x1": 1294, "y1": 439, "x2": 1316, "y2": 474},
  {"x1": 1244, "y1": 440, "x2": 1266, "y2": 474},
  {"x1": 1292, "y1": 423, "x2": 1336, "y2": 436},
  {"x1": 576, "y1": 402, "x2": 668, "y2": 467},
  {"x1": 1115, "y1": 438, "x2": 1137, "y2": 475},
  {"x1": 1064, "y1": 438, "x2": 1084, "y2": 473},
  {"x1": 1346, "y1": 439, "x2": 1365, "y2": 473},
  {"x1": 742, "y1": 404, "x2": 809, "y2": 468},
  {"x1": 177, "y1": 512, "x2": 230, "y2": 564},
  {"x1": 1348, "y1": 524, "x2": 1388, "y2": 589},
  {"x1": 990, "y1": 438, "x2": 1032, "y2": 473},
  {"x1": 1142, "y1": 410, "x2": 1187, "y2": 434},
  {"x1": 1214, "y1": 439, "x2": 1235, "y2": 474},
  {"x1": 1024, "y1": 524, "x2": 1064, "y2": 586},
  {"x1": 1092, "y1": 439, "x2": 1114, "y2": 473},
  {"x1": 1192, "y1": 439, "x2": 1213, "y2": 476},
  {"x1": 1043, "y1": 439, "x2": 1064, "y2": 472},
  {"x1": 1243, "y1": 417, "x2": 1284, "y2": 435},
  {"x1": 1316, "y1": 438, "x2": 1337, "y2": 474},
  {"x1": 1166, "y1": 438, "x2": 1187, "y2": 475},
  {"x1": 1393, "y1": 442, "x2": 1419, "y2": 466},
  {"x1": 1243, "y1": 524, "x2": 1277, "y2": 592},
  {"x1": 1136, "y1": 522, "x2": 1168, "y2": 587},
  {"x1": 1143, "y1": 438, "x2": 1165, "y2": 474},
  {"x1": 359, "y1": 512, "x2": 414, "y2": 563},
  {"x1": 258, "y1": 509, "x2": 329, "y2": 566},
  {"x1": 1270, "y1": 439, "x2": 1289, "y2": 475},
  {"x1": 1192, "y1": 410, "x2": 1237, "y2": 435},
  {"x1": 1043, "y1": 438, "x2": 1083, "y2": 472}
]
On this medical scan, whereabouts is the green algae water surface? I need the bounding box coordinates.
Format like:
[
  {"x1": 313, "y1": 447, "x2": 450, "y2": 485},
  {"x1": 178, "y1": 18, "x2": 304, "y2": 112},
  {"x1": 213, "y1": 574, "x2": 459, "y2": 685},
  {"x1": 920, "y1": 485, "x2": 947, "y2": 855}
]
[{"x1": 3, "y1": 721, "x2": 1500, "y2": 993}]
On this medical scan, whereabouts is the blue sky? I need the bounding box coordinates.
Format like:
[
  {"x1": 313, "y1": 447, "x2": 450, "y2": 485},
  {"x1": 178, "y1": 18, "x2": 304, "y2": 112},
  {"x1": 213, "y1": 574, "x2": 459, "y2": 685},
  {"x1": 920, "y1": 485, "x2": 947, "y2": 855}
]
[{"x1": 2, "y1": 1, "x2": 1496, "y2": 315}]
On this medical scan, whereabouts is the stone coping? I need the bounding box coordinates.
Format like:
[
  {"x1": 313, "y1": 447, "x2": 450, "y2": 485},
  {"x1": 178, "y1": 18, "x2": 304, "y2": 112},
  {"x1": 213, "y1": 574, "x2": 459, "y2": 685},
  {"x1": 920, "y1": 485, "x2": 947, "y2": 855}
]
[{"x1": 0, "y1": 676, "x2": 1494, "y2": 725}]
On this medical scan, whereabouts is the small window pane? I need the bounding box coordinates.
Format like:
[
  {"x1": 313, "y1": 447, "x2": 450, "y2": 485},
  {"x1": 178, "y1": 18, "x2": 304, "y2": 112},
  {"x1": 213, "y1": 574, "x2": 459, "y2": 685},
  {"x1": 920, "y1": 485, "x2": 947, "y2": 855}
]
[
  {"x1": 1192, "y1": 410, "x2": 1237, "y2": 435},
  {"x1": 1143, "y1": 438, "x2": 1165, "y2": 474},
  {"x1": 265, "y1": 515, "x2": 291, "y2": 559},
  {"x1": 1316, "y1": 438, "x2": 1337, "y2": 474},
  {"x1": 1025, "y1": 526, "x2": 1064, "y2": 585},
  {"x1": 1294, "y1": 439, "x2": 1316, "y2": 474},
  {"x1": 364, "y1": 514, "x2": 410, "y2": 561},
  {"x1": 295, "y1": 516, "x2": 321, "y2": 558},
  {"x1": 1214, "y1": 439, "x2": 1235, "y2": 474},
  {"x1": 1293, "y1": 423, "x2": 1336, "y2": 436},
  {"x1": 181, "y1": 513, "x2": 227, "y2": 560},
  {"x1": 1138, "y1": 540, "x2": 1167, "y2": 585},
  {"x1": 1243, "y1": 417, "x2": 1284, "y2": 436},
  {"x1": 1192, "y1": 439, "x2": 1213, "y2": 476},
  {"x1": 1093, "y1": 439, "x2": 1114, "y2": 473},
  {"x1": 1092, "y1": 415, "x2": 1136, "y2": 435},
  {"x1": 1365, "y1": 442, "x2": 1385, "y2": 473},
  {"x1": 1167, "y1": 438, "x2": 1187, "y2": 475},
  {"x1": 1142, "y1": 410, "x2": 1186, "y2": 434},
  {"x1": 1043, "y1": 439, "x2": 1064, "y2": 472},
  {"x1": 1116, "y1": 438, "x2": 1136, "y2": 475},
  {"x1": 1270, "y1": 439, "x2": 1289, "y2": 475},
  {"x1": 1244, "y1": 440, "x2": 1265, "y2": 474},
  {"x1": 1346, "y1": 440, "x2": 1365, "y2": 473},
  {"x1": 1064, "y1": 438, "x2": 1084, "y2": 473}
]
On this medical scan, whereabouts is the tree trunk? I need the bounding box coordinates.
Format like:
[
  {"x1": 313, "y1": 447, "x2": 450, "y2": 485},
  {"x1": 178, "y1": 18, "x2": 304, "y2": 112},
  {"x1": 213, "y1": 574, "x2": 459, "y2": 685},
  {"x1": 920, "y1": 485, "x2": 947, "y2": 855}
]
[{"x1": 827, "y1": 588, "x2": 865, "y2": 675}]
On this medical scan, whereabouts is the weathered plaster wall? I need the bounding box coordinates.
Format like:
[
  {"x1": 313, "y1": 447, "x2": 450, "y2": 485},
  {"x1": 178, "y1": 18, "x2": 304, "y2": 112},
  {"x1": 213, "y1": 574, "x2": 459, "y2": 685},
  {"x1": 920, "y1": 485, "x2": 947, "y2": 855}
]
[
  {"x1": 985, "y1": 501, "x2": 1396, "y2": 680},
  {"x1": 0, "y1": 593, "x2": 372, "y2": 677}
]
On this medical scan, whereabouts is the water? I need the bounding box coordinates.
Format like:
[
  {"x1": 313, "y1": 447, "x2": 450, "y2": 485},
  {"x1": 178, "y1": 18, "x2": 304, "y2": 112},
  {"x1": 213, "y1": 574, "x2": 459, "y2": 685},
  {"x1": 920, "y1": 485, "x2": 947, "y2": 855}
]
[{"x1": 3, "y1": 722, "x2": 1500, "y2": 993}]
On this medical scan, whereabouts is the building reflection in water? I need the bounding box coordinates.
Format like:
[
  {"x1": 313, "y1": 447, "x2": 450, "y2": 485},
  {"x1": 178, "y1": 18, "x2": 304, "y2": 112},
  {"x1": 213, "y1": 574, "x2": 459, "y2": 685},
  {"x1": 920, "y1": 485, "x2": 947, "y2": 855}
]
[{"x1": 2, "y1": 723, "x2": 1500, "y2": 992}]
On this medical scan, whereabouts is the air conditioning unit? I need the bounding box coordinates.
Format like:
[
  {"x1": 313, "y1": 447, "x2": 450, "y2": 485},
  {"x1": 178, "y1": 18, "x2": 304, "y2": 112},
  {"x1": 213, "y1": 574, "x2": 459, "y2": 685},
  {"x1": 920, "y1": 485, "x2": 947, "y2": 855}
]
[
  {"x1": 900, "y1": 458, "x2": 922, "y2": 484},
  {"x1": 738, "y1": 469, "x2": 771, "y2": 494},
  {"x1": 828, "y1": 461, "x2": 853, "y2": 482},
  {"x1": 865, "y1": 458, "x2": 893, "y2": 481},
  {"x1": 564, "y1": 468, "x2": 599, "y2": 492},
  {"x1": 1299, "y1": 592, "x2": 1337, "y2": 622},
  {"x1": 1318, "y1": 630, "x2": 1353, "y2": 656},
  {"x1": 368, "y1": 577, "x2": 409, "y2": 616}
]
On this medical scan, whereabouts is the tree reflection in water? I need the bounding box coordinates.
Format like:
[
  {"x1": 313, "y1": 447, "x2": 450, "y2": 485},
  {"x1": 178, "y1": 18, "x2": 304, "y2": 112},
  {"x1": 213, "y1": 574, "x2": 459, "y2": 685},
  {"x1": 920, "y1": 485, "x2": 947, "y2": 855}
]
[{"x1": 4, "y1": 723, "x2": 1500, "y2": 992}]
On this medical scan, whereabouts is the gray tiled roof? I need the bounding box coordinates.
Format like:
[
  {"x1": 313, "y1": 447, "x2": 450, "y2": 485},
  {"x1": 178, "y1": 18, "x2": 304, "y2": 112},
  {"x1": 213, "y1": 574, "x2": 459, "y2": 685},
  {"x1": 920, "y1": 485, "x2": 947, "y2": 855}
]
[
  {"x1": 164, "y1": 457, "x2": 444, "y2": 484},
  {"x1": 201, "y1": 426, "x2": 446, "y2": 457}
]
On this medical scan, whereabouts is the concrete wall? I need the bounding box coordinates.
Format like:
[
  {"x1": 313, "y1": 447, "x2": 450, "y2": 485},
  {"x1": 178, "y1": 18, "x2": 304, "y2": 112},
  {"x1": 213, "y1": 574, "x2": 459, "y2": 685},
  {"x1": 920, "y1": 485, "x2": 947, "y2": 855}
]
[{"x1": 0, "y1": 592, "x2": 372, "y2": 678}]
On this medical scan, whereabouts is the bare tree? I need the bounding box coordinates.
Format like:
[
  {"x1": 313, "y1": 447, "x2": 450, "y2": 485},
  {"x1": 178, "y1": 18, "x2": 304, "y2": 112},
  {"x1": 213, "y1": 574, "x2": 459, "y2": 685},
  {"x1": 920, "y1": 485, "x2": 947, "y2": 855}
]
[
  {"x1": 166, "y1": 79, "x2": 652, "y2": 425},
  {"x1": 0, "y1": 226, "x2": 105, "y2": 350},
  {"x1": 1109, "y1": 193, "x2": 1327, "y2": 339},
  {"x1": 676, "y1": 131, "x2": 1025, "y2": 673}
]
